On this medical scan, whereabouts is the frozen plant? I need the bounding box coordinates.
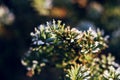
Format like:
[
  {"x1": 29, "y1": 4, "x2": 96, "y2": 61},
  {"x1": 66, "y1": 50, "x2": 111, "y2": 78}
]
[
  {"x1": 65, "y1": 64, "x2": 91, "y2": 80},
  {"x1": 21, "y1": 20, "x2": 119, "y2": 80}
]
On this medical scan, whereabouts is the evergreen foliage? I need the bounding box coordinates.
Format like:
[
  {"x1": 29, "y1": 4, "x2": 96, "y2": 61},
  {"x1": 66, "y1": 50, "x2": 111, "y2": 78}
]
[{"x1": 22, "y1": 20, "x2": 120, "y2": 80}]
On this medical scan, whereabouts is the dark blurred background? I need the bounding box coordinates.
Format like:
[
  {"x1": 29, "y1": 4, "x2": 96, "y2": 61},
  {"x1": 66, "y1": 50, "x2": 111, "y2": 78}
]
[{"x1": 0, "y1": 0, "x2": 120, "y2": 80}]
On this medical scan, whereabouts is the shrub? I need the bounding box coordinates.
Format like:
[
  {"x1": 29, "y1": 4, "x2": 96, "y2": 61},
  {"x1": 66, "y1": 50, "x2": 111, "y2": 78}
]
[{"x1": 21, "y1": 20, "x2": 120, "y2": 80}]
